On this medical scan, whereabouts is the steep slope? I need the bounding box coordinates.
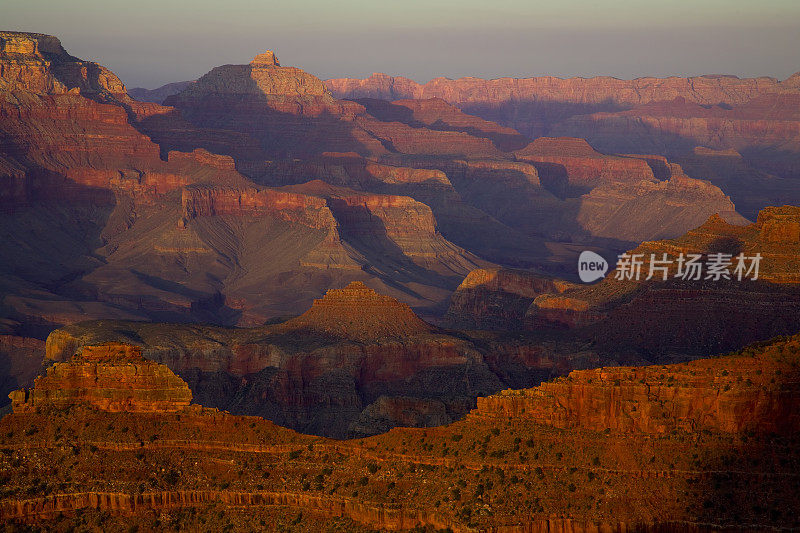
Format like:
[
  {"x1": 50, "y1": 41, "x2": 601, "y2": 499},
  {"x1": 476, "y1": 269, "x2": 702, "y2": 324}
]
[{"x1": 0, "y1": 34, "x2": 491, "y2": 342}]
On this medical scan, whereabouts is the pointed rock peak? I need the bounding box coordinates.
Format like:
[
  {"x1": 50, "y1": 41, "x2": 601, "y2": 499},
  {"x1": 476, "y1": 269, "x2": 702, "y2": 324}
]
[
  {"x1": 250, "y1": 51, "x2": 280, "y2": 67},
  {"x1": 278, "y1": 282, "x2": 433, "y2": 341}
]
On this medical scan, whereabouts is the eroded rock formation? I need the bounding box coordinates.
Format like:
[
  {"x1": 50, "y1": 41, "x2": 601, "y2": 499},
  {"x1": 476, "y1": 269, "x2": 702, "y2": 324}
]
[
  {"x1": 474, "y1": 336, "x2": 800, "y2": 435},
  {"x1": 9, "y1": 343, "x2": 192, "y2": 413},
  {"x1": 526, "y1": 206, "x2": 800, "y2": 355},
  {"x1": 1, "y1": 335, "x2": 798, "y2": 530},
  {"x1": 278, "y1": 281, "x2": 433, "y2": 341}
]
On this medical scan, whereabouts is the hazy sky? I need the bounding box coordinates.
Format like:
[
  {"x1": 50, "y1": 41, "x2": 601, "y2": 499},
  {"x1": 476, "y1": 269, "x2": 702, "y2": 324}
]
[{"x1": 5, "y1": 0, "x2": 800, "y2": 88}]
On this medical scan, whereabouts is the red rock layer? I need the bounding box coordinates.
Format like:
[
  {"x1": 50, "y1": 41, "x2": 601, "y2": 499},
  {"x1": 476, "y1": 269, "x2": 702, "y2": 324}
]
[
  {"x1": 356, "y1": 97, "x2": 529, "y2": 151},
  {"x1": 552, "y1": 95, "x2": 800, "y2": 177},
  {"x1": 9, "y1": 342, "x2": 192, "y2": 413},
  {"x1": 473, "y1": 334, "x2": 800, "y2": 436},
  {"x1": 515, "y1": 137, "x2": 656, "y2": 186},
  {"x1": 180, "y1": 186, "x2": 333, "y2": 228},
  {"x1": 0, "y1": 31, "x2": 126, "y2": 95},
  {"x1": 2, "y1": 335, "x2": 799, "y2": 530}
]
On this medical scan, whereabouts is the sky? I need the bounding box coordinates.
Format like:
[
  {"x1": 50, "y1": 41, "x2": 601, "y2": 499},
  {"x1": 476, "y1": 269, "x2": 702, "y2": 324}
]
[{"x1": 4, "y1": 0, "x2": 800, "y2": 89}]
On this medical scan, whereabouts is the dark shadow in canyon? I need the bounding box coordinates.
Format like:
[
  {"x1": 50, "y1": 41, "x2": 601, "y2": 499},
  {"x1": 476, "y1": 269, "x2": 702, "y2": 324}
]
[
  {"x1": 692, "y1": 361, "x2": 800, "y2": 529},
  {"x1": 353, "y1": 97, "x2": 530, "y2": 151},
  {"x1": 458, "y1": 99, "x2": 628, "y2": 139}
]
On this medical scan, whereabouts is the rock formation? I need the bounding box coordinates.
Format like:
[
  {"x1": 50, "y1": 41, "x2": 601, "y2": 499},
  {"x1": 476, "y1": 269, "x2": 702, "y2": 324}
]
[
  {"x1": 445, "y1": 269, "x2": 573, "y2": 330},
  {"x1": 278, "y1": 281, "x2": 434, "y2": 341},
  {"x1": 1, "y1": 335, "x2": 798, "y2": 530},
  {"x1": 327, "y1": 73, "x2": 800, "y2": 211},
  {"x1": 515, "y1": 137, "x2": 657, "y2": 188},
  {"x1": 327, "y1": 72, "x2": 791, "y2": 111},
  {"x1": 356, "y1": 97, "x2": 529, "y2": 151},
  {"x1": 0, "y1": 32, "x2": 758, "y2": 347},
  {"x1": 0, "y1": 31, "x2": 127, "y2": 95},
  {"x1": 474, "y1": 335, "x2": 800, "y2": 435},
  {"x1": 0, "y1": 33, "x2": 493, "y2": 344},
  {"x1": 526, "y1": 206, "x2": 800, "y2": 356},
  {"x1": 35, "y1": 278, "x2": 608, "y2": 439},
  {"x1": 9, "y1": 343, "x2": 192, "y2": 413}
]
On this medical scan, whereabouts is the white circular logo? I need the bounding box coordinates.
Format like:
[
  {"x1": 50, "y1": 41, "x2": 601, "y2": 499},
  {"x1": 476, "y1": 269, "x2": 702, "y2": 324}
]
[{"x1": 578, "y1": 251, "x2": 608, "y2": 283}]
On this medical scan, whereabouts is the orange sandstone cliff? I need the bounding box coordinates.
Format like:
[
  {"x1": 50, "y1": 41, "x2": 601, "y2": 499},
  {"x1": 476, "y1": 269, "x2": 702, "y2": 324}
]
[{"x1": 1, "y1": 335, "x2": 798, "y2": 530}]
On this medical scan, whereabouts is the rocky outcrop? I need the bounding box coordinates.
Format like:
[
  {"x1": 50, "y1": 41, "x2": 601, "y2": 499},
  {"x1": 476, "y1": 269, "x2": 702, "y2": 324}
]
[
  {"x1": 328, "y1": 73, "x2": 800, "y2": 211},
  {"x1": 180, "y1": 186, "x2": 332, "y2": 228},
  {"x1": 0, "y1": 32, "x2": 126, "y2": 95},
  {"x1": 515, "y1": 137, "x2": 657, "y2": 189},
  {"x1": 170, "y1": 51, "x2": 327, "y2": 101},
  {"x1": 356, "y1": 97, "x2": 529, "y2": 151},
  {"x1": 159, "y1": 51, "x2": 386, "y2": 158},
  {"x1": 474, "y1": 334, "x2": 800, "y2": 436},
  {"x1": 9, "y1": 342, "x2": 192, "y2": 413},
  {"x1": 36, "y1": 278, "x2": 604, "y2": 438},
  {"x1": 552, "y1": 95, "x2": 800, "y2": 174},
  {"x1": 572, "y1": 165, "x2": 747, "y2": 242},
  {"x1": 0, "y1": 35, "x2": 494, "y2": 331},
  {"x1": 326, "y1": 72, "x2": 799, "y2": 142},
  {"x1": 0, "y1": 33, "x2": 760, "y2": 340},
  {"x1": 326, "y1": 72, "x2": 790, "y2": 110}
]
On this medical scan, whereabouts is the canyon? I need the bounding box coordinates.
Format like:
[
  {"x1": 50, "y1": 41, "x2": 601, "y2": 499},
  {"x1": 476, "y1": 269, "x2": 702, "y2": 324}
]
[
  {"x1": 1, "y1": 334, "x2": 798, "y2": 530},
  {"x1": 327, "y1": 73, "x2": 800, "y2": 220},
  {"x1": 38, "y1": 282, "x2": 599, "y2": 438},
  {"x1": 448, "y1": 206, "x2": 800, "y2": 358},
  {"x1": 2, "y1": 27, "x2": 800, "y2": 531},
  {"x1": 0, "y1": 31, "x2": 753, "y2": 359}
]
